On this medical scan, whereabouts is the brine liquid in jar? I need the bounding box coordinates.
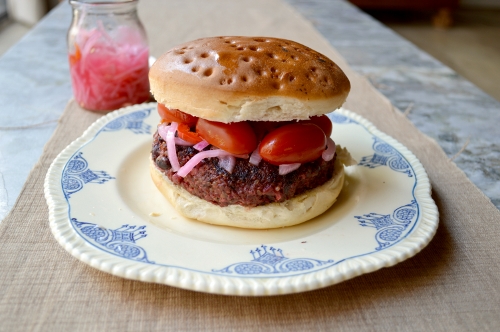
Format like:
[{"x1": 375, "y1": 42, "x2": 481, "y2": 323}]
[{"x1": 68, "y1": 0, "x2": 150, "y2": 112}]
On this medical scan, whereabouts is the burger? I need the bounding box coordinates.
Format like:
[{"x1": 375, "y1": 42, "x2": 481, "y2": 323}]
[{"x1": 149, "y1": 36, "x2": 351, "y2": 229}]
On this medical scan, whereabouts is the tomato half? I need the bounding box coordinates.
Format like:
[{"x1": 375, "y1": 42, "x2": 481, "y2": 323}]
[
  {"x1": 259, "y1": 123, "x2": 326, "y2": 165},
  {"x1": 158, "y1": 104, "x2": 198, "y2": 126},
  {"x1": 177, "y1": 123, "x2": 202, "y2": 144},
  {"x1": 301, "y1": 115, "x2": 332, "y2": 137},
  {"x1": 196, "y1": 119, "x2": 258, "y2": 155}
]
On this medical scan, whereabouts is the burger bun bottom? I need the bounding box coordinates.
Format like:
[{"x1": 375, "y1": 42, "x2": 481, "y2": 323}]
[{"x1": 150, "y1": 157, "x2": 345, "y2": 229}]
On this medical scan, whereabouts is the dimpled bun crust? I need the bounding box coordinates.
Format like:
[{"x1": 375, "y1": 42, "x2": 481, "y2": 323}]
[
  {"x1": 149, "y1": 36, "x2": 350, "y2": 123},
  {"x1": 150, "y1": 157, "x2": 345, "y2": 229}
]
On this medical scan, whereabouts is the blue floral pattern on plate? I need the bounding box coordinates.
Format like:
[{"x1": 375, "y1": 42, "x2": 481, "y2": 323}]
[
  {"x1": 72, "y1": 218, "x2": 154, "y2": 264},
  {"x1": 359, "y1": 137, "x2": 413, "y2": 177},
  {"x1": 328, "y1": 112, "x2": 357, "y2": 124},
  {"x1": 103, "y1": 108, "x2": 152, "y2": 134},
  {"x1": 62, "y1": 152, "x2": 114, "y2": 198},
  {"x1": 355, "y1": 200, "x2": 419, "y2": 250},
  {"x1": 213, "y1": 245, "x2": 334, "y2": 275}
]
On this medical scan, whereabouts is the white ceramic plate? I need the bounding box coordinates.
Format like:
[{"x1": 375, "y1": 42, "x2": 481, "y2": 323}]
[{"x1": 45, "y1": 103, "x2": 438, "y2": 296}]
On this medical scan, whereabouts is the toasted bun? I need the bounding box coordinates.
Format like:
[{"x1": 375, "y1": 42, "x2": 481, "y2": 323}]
[
  {"x1": 149, "y1": 36, "x2": 350, "y2": 123},
  {"x1": 150, "y1": 157, "x2": 345, "y2": 229}
]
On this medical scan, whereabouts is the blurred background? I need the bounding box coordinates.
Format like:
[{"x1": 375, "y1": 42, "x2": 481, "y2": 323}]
[{"x1": 1, "y1": 0, "x2": 498, "y2": 101}]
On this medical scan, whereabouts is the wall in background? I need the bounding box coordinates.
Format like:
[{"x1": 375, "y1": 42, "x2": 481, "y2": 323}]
[
  {"x1": 6, "y1": 0, "x2": 46, "y2": 26},
  {"x1": 0, "y1": 0, "x2": 7, "y2": 19},
  {"x1": 5, "y1": 0, "x2": 61, "y2": 27},
  {"x1": 461, "y1": 0, "x2": 500, "y2": 8}
]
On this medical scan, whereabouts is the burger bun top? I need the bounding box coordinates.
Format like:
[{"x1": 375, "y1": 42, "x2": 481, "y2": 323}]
[{"x1": 149, "y1": 36, "x2": 350, "y2": 123}]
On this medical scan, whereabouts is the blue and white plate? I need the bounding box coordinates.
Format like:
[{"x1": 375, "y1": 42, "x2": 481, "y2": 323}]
[{"x1": 45, "y1": 103, "x2": 438, "y2": 296}]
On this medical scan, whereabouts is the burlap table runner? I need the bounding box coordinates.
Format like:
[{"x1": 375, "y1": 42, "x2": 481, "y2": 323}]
[{"x1": 1, "y1": 0, "x2": 500, "y2": 330}]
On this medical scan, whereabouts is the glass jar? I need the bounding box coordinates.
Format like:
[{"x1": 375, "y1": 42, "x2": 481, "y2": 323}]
[{"x1": 68, "y1": 0, "x2": 150, "y2": 112}]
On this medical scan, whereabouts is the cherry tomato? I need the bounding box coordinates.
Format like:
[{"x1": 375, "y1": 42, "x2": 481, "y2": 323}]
[
  {"x1": 250, "y1": 121, "x2": 288, "y2": 141},
  {"x1": 301, "y1": 115, "x2": 332, "y2": 137},
  {"x1": 196, "y1": 119, "x2": 257, "y2": 155},
  {"x1": 177, "y1": 123, "x2": 202, "y2": 144},
  {"x1": 259, "y1": 123, "x2": 326, "y2": 165},
  {"x1": 158, "y1": 104, "x2": 198, "y2": 126}
]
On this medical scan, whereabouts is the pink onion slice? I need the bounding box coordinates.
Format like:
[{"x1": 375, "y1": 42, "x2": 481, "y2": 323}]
[
  {"x1": 279, "y1": 163, "x2": 301, "y2": 175},
  {"x1": 174, "y1": 137, "x2": 194, "y2": 146},
  {"x1": 193, "y1": 139, "x2": 209, "y2": 151},
  {"x1": 322, "y1": 138, "x2": 336, "y2": 161},
  {"x1": 166, "y1": 122, "x2": 180, "y2": 172},
  {"x1": 218, "y1": 155, "x2": 236, "y2": 173},
  {"x1": 157, "y1": 123, "x2": 170, "y2": 141},
  {"x1": 157, "y1": 123, "x2": 193, "y2": 146},
  {"x1": 177, "y1": 149, "x2": 248, "y2": 177},
  {"x1": 249, "y1": 147, "x2": 262, "y2": 166}
]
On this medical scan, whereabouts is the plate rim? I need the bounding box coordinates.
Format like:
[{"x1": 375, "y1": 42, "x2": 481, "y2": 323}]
[{"x1": 44, "y1": 103, "x2": 439, "y2": 296}]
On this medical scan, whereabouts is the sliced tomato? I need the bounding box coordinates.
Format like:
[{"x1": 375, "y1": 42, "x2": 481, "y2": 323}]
[
  {"x1": 300, "y1": 115, "x2": 332, "y2": 137},
  {"x1": 259, "y1": 123, "x2": 326, "y2": 165},
  {"x1": 177, "y1": 123, "x2": 203, "y2": 144},
  {"x1": 158, "y1": 104, "x2": 198, "y2": 126},
  {"x1": 196, "y1": 119, "x2": 257, "y2": 155}
]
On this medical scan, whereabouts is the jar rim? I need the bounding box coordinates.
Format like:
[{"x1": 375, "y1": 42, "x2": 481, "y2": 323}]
[
  {"x1": 69, "y1": 0, "x2": 139, "y2": 12},
  {"x1": 70, "y1": 0, "x2": 138, "y2": 3},
  {"x1": 69, "y1": 0, "x2": 139, "y2": 7}
]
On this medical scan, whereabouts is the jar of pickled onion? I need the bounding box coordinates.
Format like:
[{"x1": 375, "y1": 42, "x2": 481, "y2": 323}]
[{"x1": 68, "y1": 0, "x2": 150, "y2": 111}]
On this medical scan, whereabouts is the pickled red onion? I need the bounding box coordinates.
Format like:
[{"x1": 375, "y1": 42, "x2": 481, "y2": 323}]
[
  {"x1": 157, "y1": 123, "x2": 170, "y2": 141},
  {"x1": 193, "y1": 140, "x2": 209, "y2": 151},
  {"x1": 175, "y1": 137, "x2": 194, "y2": 146},
  {"x1": 157, "y1": 123, "x2": 193, "y2": 146},
  {"x1": 249, "y1": 148, "x2": 262, "y2": 166},
  {"x1": 322, "y1": 138, "x2": 336, "y2": 161},
  {"x1": 69, "y1": 26, "x2": 150, "y2": 111},
  {"x1": 218, "y1": 155, "x2": 236, "y2": 173},
  {"x1": 166, "y1": 122, "x2": 180, "y2": 172},
  {"x1": 177, "y1": 150, "x2": 248, "y2": 177},
  {"x1": 279, "y1": 163, "x2": 301, "y2": 175}
]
